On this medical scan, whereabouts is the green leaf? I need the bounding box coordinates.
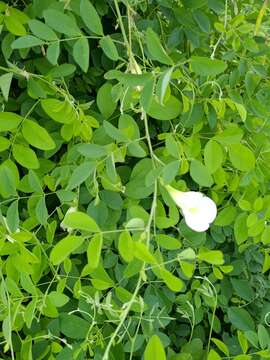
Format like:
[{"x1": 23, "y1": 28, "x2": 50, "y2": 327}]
[
  {"x1": 6, "y1": 200, "x2": 19, "y2": 233},
  {"x1": 21, "y1": 119, "x2": 56, "y2": 150},
  {"x1": 258, "y1": 324, "x2": 270, "y2": 349},
  {"x1": 0, "y1": 73, "x2": 13, "y2": 102},
  {"x1": 50, "y1": 235, "x2": 85, "y2": 265},
  {"x1": 12, "y1": 144, "x2": 39, "y2": 169},
  {"x1": 162, "y1": 160, "x2": 180, "y2": 184},
  {"x1": 180, "y1": 260, "x2": 195, "y2": 278},
  {"x1": 193, "y1": 9, "x2": 211, "y2": 32},
  {"x1": 24, "y1": 299, "x2": 37, "y2": 329},
  {"x1": 231, "y1": 278, "x2": 254, "y2": 302},
  {"x1": 27, "y1": 78, "x2": 46, "y2": 99},
  {"x1": 263, "y1": 252, "x2": 270, "y2": 274},
  {"x1": 156, "y1": 67, "x2": 174, "y2": 105},
  {"x1": 144, "y1": 335, "x2": 166, "y2": 360},
  {"x1": 234, "y1": 102, "x2": 247, "y2": 122},
  {"x1": 146, "y1": 28, "x2": 173, "y2": 65},
  {"x1": 147, "y1": 95, "x2": 181, "y2": 120},
  {"x1": 211, "y1": 338, "x2": 229, "y2": 356},
  {"x1": 97, "y1": 83, "x2": 117, "y2": 119},
  {"x1": 59, "y1": 313, "x2": 89, "y2": 339},
  {"x1": 228, "y1": 144, "x2": 255, "y2": 171},
  {"x1": 190, "y1": 160, "x2": 214, "y2": 187},
  {"x1": 0, "y1": 165, "x2": 17, "y2": 198},
  {"x1": 160, "y1": 268, "x2": 184, "y2": 292},
  {"x1": 245, "y1": 71, "x2": 261, "y2": 98},
  {"x1": 100, "y1": 36, "x2": 119, "y2": 61},
  {"x1": 204, "y1": 140, "x2": 223, "y2": 173},
  {"x1": 190, "y1": 56, "x2": 227, "y2": 76},
  {"x1": 67, "y1": 161, "x2": 96, "y2": 190},
  {"x1": 41, "y1": 99, "x2": 75, "y2": 124},
  {"x1": 198, "y1": 250, "x2": 224, "y2": 265},
  {"x1": 0, "y1": 136, "x2": 10, "y2": 152},
  {"x1": 115, "y1": 287, "x2": 143, "y2": 312},
  {"x1": 145, "y1": 167, "x2": 163, "y2": 187},
  {"x1": 80, "y1": 0, "x2": 103, "y2": 35},
  {"x1": 62, "y1": 211, "x2": 100, "y2": 232},
  {"x1": 237, "y1": 329, "x2": 248, "y2": 354},
  {"x1": 207, "y1": 350, "x2": 222, "y2": 360},
  {"x1": 0, "y1": 112, "x2": 22, "y2": 131},
  {"x1": 234, "y1": 213, "x2": 248, "y2": 245},
  {"x1": 134, "y1": 242, "x2": 157, "y2": 264},
  {"x1": 48, "y1": 291, "x2": 69, "y2": 307},
  {"x1": 35, "y1": 196, "x2": 48, "y2": 225},
  {"x1": 214, "y1": 206, "x2": 237, "y2": 226},
  {"x1": 166, "y1": 133, "x2": 179, "y2": 158},
  {"x1": 228, "y1": 307, "x2": 255, "y2": 331},
  {"x1": 155, "y1": 234, "x2": 181, "y2": 250},
  {"x1": 28, "y1": 19, "x2": 58, "y2": 41},
  {"x1": 73, "y1": 37, "x2": 89, "y2": 73},
  {"x1": 43, "y1": 9, "x2": 80, "y2": 36},
  {"x1": 51, "y1": 64, "x2": 74, "y2": 79},
  {"x1": 214, "y1": 124, "x2": 243, "y2": 145},
  {"x1": 4, "y1": 16, "x2": 26, "y2": 36},
  {"x1": 117, "y1": 114, "x2": 140, "y2": 140},
  {"x1": 140, "y1": 79, "x2": 155, "y2": 112},
  {"x1": 87, "y1": 233, "x2": 103, "y2": 268},
  {"x1": 77, "y1": 144, "x2": 107, "y2": 159},
  {"x1": 118, "y1": 231, "x2": 134, "y2": 262},
  {"x1": 178, "y1": 248, "x2": 196, "y2": 260},
  {"x1": 28, "y1": 170, "x2": 43, "y2": 193},
  {"x1": 11, "y1": 35, "x2": 45, "y2": 49},
  {"x1": 103, "y1": 120, "x2": 127, "y2": 142},
  {"x1": 46, "y1": 42, "x2": 60, "y2": 65}
]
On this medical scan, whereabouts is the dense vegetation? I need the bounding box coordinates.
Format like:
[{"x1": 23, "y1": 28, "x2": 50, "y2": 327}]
[{"x1": 0, "y1": 0, "x2": 270, "y2": 359}]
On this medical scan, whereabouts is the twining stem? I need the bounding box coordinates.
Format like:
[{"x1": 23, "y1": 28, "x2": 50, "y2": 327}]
[
  {"x1": 142, "y1": 111, "x2": 156, "y2": 168},
  {"x1": 113, "y1": 0, "x2": 130, "y2": 55},
  {"x1": 210, "y1": 0, "x2": 228, "y2": 59}
]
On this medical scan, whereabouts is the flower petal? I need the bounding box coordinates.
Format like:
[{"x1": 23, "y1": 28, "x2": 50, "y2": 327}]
[
  {"x1": 174, "y1": 190, "x2": 203, "y2": 209},
  {"x1": 184, "y1": 214, "x2": 210, "y2": 232},
  {"x1": 166, "y1": 185, "x2": 217, "y2": 232},
  {"x1": 200, "y1": 196, "x2": 217, "y2": 223}
]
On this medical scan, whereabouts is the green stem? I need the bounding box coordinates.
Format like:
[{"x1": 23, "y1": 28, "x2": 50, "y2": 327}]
[{"x1": 113, "y1": 0, "x2": 130, "y2": 56}]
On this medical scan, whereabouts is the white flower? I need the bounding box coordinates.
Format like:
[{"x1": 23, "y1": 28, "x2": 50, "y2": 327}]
[{"x1": 166, "y1": 185, "x2": 217, "y2": 232}]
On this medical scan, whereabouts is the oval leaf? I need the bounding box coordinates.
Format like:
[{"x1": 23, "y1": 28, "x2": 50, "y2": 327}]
[
  {"x1": 43, "y1": 9, "x2": 80, "y2": 36},
  {"x1": 28, "y1": 19, "x2": 58, "y2": 41},
  {"x1": 12, "y1": 144, "x2": 39, "y2": 169},
  {"x1": 80, "y1": 0, "x2": 103, "y2": 35},
  {"x1": 204, "y1": 140, "x2": 223, "y2": 173},
  {"x1": 21, "y1": 119, "x2": 56, "y2": 150},
  {"x1": 0, "y1": 112, "x2": 22, "y2": 131},
  {"x1": 62, "y1": 211, "x2": 100, "y2": 232},
  {"x1": 190, "y1": 56, "x2": 227, "y2": 76},
  {"x1": 227, "y1": 307, "x2": 255, "y2": 331},
  {"x1": 228, "y1": 143, "x2": 255, "y2": 171},
  {"x1": 87, "y1": 233, "x2": 103, "y2": 268},
  {"x1": 144, "y1": 335, "x2": 166, "y2": 360},
  {"x1": 100, "y1": 35, "x2": 119, "y2": 61},
  {"x1": 146, "y1": 28, "x2": 173, "y2": 66},
  {"x1": 190, "y1": 160, "x2": 214, "y2": 187},
  {"x1": 73, "y1": 37, "x2": 89, "y2": 72},
  {"x1": 50, "y1": 235, "x2": 85, "y2": 265}
]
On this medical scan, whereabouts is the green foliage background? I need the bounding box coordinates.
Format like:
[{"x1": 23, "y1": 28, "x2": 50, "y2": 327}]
[{"x1": 0, "y1": 0, "x2": 270, "y2": 359}]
